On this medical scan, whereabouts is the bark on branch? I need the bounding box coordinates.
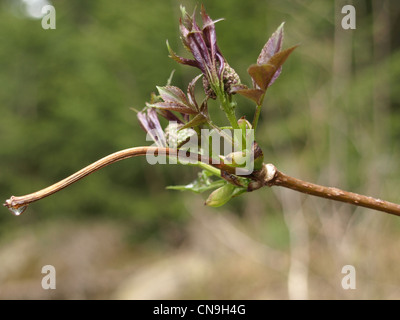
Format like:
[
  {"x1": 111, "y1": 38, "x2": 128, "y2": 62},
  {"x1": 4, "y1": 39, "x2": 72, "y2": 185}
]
[
  {"x1": 4, "y1": 147, "x2": 400, "y2": 217},
  {"x1": 262, "y1": 163, "x2": 400, "y2": 217}
]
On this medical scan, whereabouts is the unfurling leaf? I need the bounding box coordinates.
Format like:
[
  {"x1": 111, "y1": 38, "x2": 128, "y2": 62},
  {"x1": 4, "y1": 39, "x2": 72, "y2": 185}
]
[
  {"x1": 255, "y1": 22, "x2": 285, "y2": 88},
  {"x1": 167, "y1": 170, "x2": 224, "y2": 193},
  {"x1": 187, "y1": 74, "x2": 203, "y2": 110},
  {"x1": 248, "y1": 45, "x2": 298, "y2": 91},
  {"x1": 257, "y1": 22, "x2": 285, "y2": 65},
  {"x1": 167, "y1": 40, "x2": 199, "y2": 68}
]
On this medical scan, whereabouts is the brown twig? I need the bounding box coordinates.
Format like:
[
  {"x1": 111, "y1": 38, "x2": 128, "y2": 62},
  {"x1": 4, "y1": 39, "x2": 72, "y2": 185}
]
[
  {"x1": 262, "y1": 163, "x2": 400, "y2": 217},
  {"x1": 3, "y1": 146, "x2": 232, "y2": 214},
  {"x1": 3, "y1": 148, "x2": 400, "y2": 217}
]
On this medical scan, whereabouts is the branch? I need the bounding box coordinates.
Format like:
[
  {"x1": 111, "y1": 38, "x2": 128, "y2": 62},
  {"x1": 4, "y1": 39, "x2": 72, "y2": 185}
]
[
  {"x1": 3, "y1": 147, "x2": 400, "y2": 217},
  {"x1": 262, "y1": 164, "x2": 400, "y2": 217},
  {"x1": 3, "y1": 146, "x2": 232, "y2": 215}
]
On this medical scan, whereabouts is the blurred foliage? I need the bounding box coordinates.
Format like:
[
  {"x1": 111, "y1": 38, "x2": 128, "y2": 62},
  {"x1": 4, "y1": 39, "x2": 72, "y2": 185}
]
[{"x1": 1, "y1": 0, "x2": 400, "y2": 251}]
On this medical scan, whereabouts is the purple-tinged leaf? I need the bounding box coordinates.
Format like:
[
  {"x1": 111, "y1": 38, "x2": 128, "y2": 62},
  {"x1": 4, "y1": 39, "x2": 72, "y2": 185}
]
[
  {"x1": 216, "y1": 52, "x2": 225, "y2": 78},
  {"x1": 187, "y1": 74, "x2": 203, "y2": 110},
  {"x1": 248, "y1": 64, "x2": 276, "y2": 91},
  {"x1": 167, "y1": 40, "x2": 199, "y2": 68},
  {"x1": 269, "y1": 66, "x2": 282, "y2": 87},
  {"x1": 137, "y1": 108, "x2": 167, "y2": 147},
  {"x1": 180, "y1": 5, "x2": 196, "y2": 30},
  {"x1": 137, "y1": 111, "x2": 149, "y2": 132},
  {"x1": 232, "y1": 85, "x2": 265, "y2": 105},
  {"x1": 266, "y1": 45, "x2": 298, "y2": 86},
  {"x1": 230, "y1": 83, "x2": 248, "y2": 91},
  {"x1": 257, "y1": 22, "x2": 285, "y2": 65},
  {"x1": 157, "y1": 85, "x2": 189, "y2": 107},
  {"x1": 200, "y1": 100, "x2": 208, "y2": 114},
  {"x1": 239, "y1": 89, "x2": 265, "y2": 105},
  {"x1": 152, "y1": 101, "x2": 198, "y2": 115},
  {"x1": 157, "y1": 109, "x2": 184, "y2": 124},
  {"x1": 268, "y1": 45, "x2": 298, "y2": 69},
  {"x1": 179, "y1": 19, "x2": 192, "y2": 53},
  {"x1": 200, "y1": 4, "x2": 224, "y2": 67},
  {"x1": 187, "y1": 31, "x2": 212, "y2": 74},
  {"x1": 249, "y1": 45, "x2": 298, "y2": 90}
]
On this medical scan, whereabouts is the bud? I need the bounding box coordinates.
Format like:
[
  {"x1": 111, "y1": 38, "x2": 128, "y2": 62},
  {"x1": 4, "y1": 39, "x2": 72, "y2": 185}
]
[
  {"x1": 205, "y1": 183, "x2": 236, "y2": 207},
  {"x1": 168, "y1": 5, "x2": 241, "y2": 100},
  {"x1": 238, "y1": 117, "x2": 252, "y2": 130}
]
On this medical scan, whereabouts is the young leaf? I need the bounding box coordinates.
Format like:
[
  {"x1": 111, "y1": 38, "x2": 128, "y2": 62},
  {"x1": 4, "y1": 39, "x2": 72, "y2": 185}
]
[
  {"x1": 268, "y1": 45, "x2": 298, "y2": 75},
  {"x1": 137, "y1": 108, "x2": 167, "y2": 147},
  {"x1": 167, "y1": 40, "x2": 199, "y2": 68},
  {"x1": 233, "y1": 87, "x2": 265, "y2": 105},
  {"x1": 167, "y1": 179, "x2": 225, "y2": 193},
  {"x1": 150, "y1": 101, "x2": 198, "y2": 115},
  {"x1": 257, "y1": 22, "x2": 285, "y2": 65},
  {"x1": 167, "y1": 170, "x2": 225, "y2": 193},
  {"x1": 249, "y1": 45, "x2": 298, "y2": 90},
  {"x1": 179, "y1": 113, "x2": 207, "y2": 130},
  {"x1": 157, "y1": 86, "x2": 190, "y2": 108},
  {"x1": 187, "y1": 74, "x2": 203, "y2": 110},
  {"x1": 157, "y1": 109, "x2": 184, "y2": 123},
  {"x1": 248, "y1": 63, "x2": 276, "y2": 91}
]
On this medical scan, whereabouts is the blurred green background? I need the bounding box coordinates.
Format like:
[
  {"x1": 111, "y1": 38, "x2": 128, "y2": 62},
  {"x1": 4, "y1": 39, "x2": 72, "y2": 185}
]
[{"x1": 1, "y1": 0, "x2": 400, "y2": 299}]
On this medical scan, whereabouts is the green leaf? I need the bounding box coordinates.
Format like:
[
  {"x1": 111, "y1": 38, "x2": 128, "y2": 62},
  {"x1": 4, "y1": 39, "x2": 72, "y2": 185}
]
[{"x1": 167, "y1": 170, "x2": 224, "y2": 194}]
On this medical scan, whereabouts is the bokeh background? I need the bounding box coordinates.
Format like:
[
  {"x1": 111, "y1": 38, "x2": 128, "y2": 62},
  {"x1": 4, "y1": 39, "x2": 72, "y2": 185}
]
[{"x1": 1, "y1": 0, "x2": 400, "y2": 299}]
